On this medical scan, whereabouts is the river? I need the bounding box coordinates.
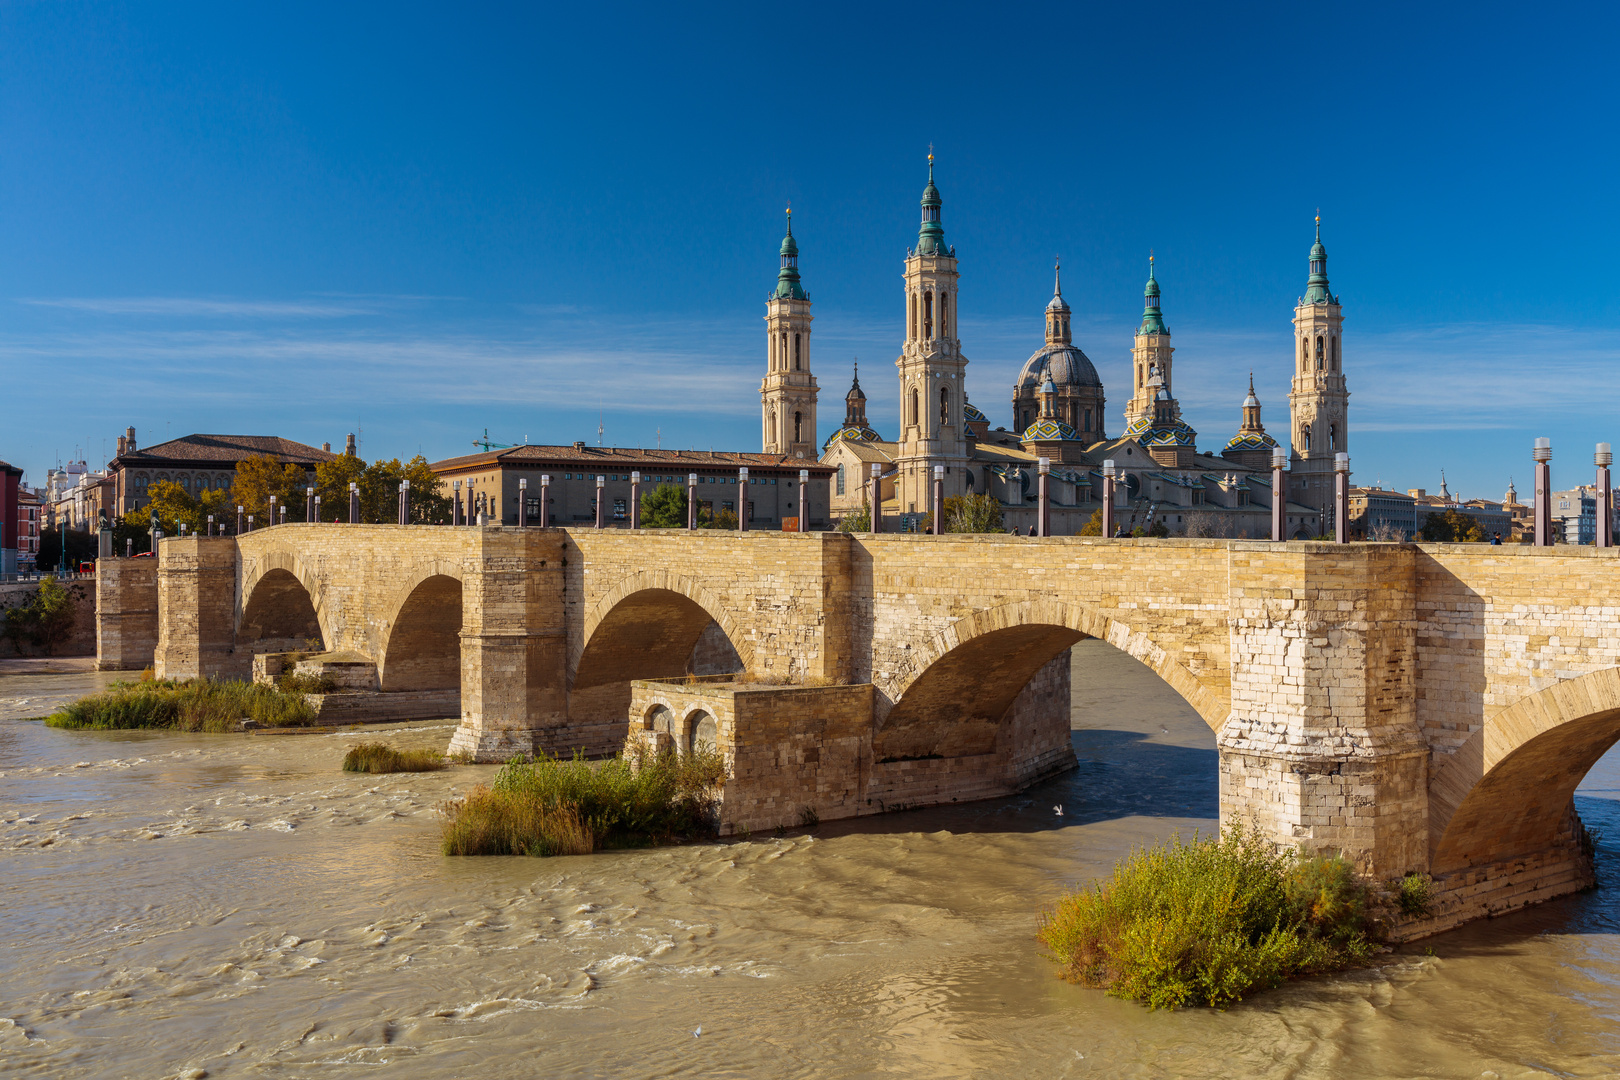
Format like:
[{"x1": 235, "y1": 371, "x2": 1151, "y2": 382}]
[{"x1": 3, "y1": 642, "x2": 1619, "y2": 1079}]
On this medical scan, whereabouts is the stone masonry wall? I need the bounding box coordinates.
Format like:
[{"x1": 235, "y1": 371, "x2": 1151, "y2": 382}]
[{"x1": 0, "y1": 578, "x2": 97, "y2": 660}]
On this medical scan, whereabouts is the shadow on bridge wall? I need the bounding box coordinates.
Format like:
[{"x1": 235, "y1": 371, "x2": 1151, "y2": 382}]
[
  {"x1": 378, "y1": 574, "x2": 463, "y2": 692},
  {"x1": 239, "y1": 567, "x2": 324, "y2": 658}
]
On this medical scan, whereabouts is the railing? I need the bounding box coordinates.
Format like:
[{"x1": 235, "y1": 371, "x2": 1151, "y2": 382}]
[{"x1": 0, "y1": 571, "x2": 96, "y2": 584}]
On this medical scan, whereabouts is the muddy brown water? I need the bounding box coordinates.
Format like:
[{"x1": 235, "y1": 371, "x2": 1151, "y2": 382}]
[{"x1": 3, "y1": 642, "x2": 1619, "y2": 1079}]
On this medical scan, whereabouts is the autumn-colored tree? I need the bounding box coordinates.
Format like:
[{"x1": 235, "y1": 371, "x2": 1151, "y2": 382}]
[
  {"x1": 1079, "y1": 508, "x2": 1104, "y2": 536},
  {"x1": 944, "y1": 493, "x2": 1005, "y2": 533},
  {"x1": 142, "y1": 480, "x2": 233, "y2": 534},
  {"x1": 1420, "y1": 509, "x2": 1485, "y2": 543},
  {"x1": 351, "y1": 456, "x2": 450, "y2": 524},
  {"x1": 231, "y1": 455, "x2": 312, "y2": 523},
  {"x1": 315, "y1": 453, "x2": 368, "y2": 522}
]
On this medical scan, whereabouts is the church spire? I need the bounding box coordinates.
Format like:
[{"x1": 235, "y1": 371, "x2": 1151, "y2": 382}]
[
  {"x1": 1305, "y1": 211, "x2": 1332, "y2": 304},
  {"x1": 916, "y1": 149, "x2": 948, "y2": 256},
  {"x1": 774, "y1": 206, "x2": 807, "y2": 300},
  {"x1": 1045, "y1": 256, "x2": 1071, "y2": 345},
  {"x1": 1139, "y1": 252, "x2": 1167, "y2": 335}
]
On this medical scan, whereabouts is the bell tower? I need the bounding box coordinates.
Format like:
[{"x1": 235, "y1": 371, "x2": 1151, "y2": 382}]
[
  {"x1": 894, "y1": 151, "x2": 970, "y2": 518},
  {"x1": 761, "y1": 208, "x2": 819, "y2": 458},
  {"x1": 1288, "y1": 214, "x2": 1348, "y2": 513},
  {"x1": 1125, "y1": 254, "x2": 1175, "y2": 430}
]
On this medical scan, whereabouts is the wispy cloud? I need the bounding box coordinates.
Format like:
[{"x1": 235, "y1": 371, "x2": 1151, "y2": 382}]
[{"x1": 15, "y1": 296, "x2": 375, "y2": 318}]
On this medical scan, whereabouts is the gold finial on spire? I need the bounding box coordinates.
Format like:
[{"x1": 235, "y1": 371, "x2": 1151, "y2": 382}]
[{"x1": 927, "y1": 142, "x2": 934, "y2": 166}]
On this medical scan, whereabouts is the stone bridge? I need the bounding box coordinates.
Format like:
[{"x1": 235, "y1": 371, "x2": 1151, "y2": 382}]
[{"x1": 97, "y1": 527, "x2": 1620, "y2": 935}]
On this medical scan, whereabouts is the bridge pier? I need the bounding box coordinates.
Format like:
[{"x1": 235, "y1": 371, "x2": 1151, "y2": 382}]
[
  {"x1": 1219, "y1": 544, "x2": 1430, "y2": 877},
  {"x1": 154, "y1": 536, "x2": 244, "y2": 680}
]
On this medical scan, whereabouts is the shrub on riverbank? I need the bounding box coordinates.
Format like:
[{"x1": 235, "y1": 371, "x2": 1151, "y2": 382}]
[
  {"x1": 440, "y1": 747, "x2": 725, "y2": 857},
  {"x1": 45, "y1": 678, "x2": 318, "y2": 732},
  {"x1": 1038, "y1": 821, "x2": 1374, "y2": 1010},
  {"x1": 343, "y1": 741, "x2": 445, "y2": 773}
]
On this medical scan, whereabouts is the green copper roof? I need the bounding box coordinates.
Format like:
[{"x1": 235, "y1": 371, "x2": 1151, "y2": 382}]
[
  {"x1": 774, "y1": 209, "x2": 808, "y2": 300},
  {"x1": 1305, "y1": 215, "x2": 1332, "y2": 304},
  {"x1": 1138, "y1": 255, "x2": 1168, "y2": 335},
  {"x1": 915, "y1": 155, "x2": 949, "y2": 257}
]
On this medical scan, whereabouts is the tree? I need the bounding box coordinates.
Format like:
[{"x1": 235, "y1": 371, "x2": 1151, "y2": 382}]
[
  {"x1": 944, "y1": 493, "x2": 1004, "y2": 533},
  {"x1": 143, "y1": 481, "x2": 233, "y2": 534},
  {"x1": 704, "y1": 507, "x2": 740, "y2": 530},
  {"x1": 640, "y1": 484, "x2": 689, "y2": 528},
  {"x1": 2, "y1": 576, "x2": 83, "y2": 655},
  {"x1": 1079, "y1": 508, "x2": 1104, "y2": 536},
  {"x1": 402, "y1": 456, "x2": 451, "y2": 524},
  {"x1": 231, "y1": 455, "x2": 311, "y2": 523},
  {"x1": 836, "y1": 506, "x2": 871, "y2": 533},
  {"x1": 1420, "y1": 509, "x2": 1484, "y2": 543},
  {"x1": 315, "y1": 453, "x2": 368, "y2": 521}
]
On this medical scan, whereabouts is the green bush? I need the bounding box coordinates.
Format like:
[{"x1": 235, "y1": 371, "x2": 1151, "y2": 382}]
[
  {"x1": 342, "y1": 741, "x2": 445, "y2": 773},
  {"x1": 1398, "y1": 873, "x2": 1432, "y2": 917},
  {"x1": 46, "y1": 678, "x2": 318, "y2": 732},
  {"x1": 440, "y1": 746, "x2": 726, "y2": 856},
  {"x1": 2, "y1": 576, "x2": 83, "y2": 656},
  {"x1": 1037, "y1": 820, "x2": 1374, "y2": 1010}
]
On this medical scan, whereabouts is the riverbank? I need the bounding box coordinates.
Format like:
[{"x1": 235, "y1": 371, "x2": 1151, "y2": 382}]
[{"x1": 4, "y1": 644, "x2": 1620, "y2": 1078}]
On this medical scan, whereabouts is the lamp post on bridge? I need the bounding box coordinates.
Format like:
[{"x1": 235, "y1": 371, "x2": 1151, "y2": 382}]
[
  {"x1": 869, "y1": 464, "x2": 882, "y2": 533},
  {"x1": 738, "y1": 468, "x2": 748, "y2": 532},
  {"x1": 1101, "y1": 460, "x2": 1116, "y2": 539},
  {"x1": 1271, "y1": 449, "x2": 1287, "y2": 542},
  {"x1": 594, "y1": 476, "x2": 605, "y2": 529},
  {"x1": 1334, "y1": 452, "x2": 1350, "y2": 544},
  {"x1": 397, "y1": 478, "x2": 410, "y2": 526},
  {"x1": 206, "y1": 514, "x2": 214, "y2": 537},
  {"x1": 236, "y1": 505, "x2": 244, "y2": 535},
  {"x1": 799, "y1": 469, "x2": 810, "y2": 532},
  {"x1": 1597, "y1": 444, "x2": 1613, "y2": 549},
  {"x1": 452, "y1": 480, "x2": 462, "y2": 526},
  {"x1": 313, "y1": 496, "x2": 321, "y2": 524},
  {"x1": 278, "y1": 503, "x2": 287, "y2": 527},
  {"x1": 1037, "y1": 458, "x2": 1051, "y2": 538},
  {"x1": 519, "y1": 477, "x2": 529, "y2": 527},
  {"x1": 466, "y1": 479, "x2": 476, "y2": 527},
  {"x1": 932, "y1": 465, "x2": 944, "y2": 535},
  {"x1": 540, "y1": 474, "x2": 551, "y2": 527},
  {"x1": 629, "y1": 472, "x2": 640, "y2": 529},
  {"x1": 348, "y1": 482, "x2": 359, "y2": 524},
  {"x1": 687, "y1": 473, "x2": 698, "y2": 530},
  {"x1": 1534, "y1": 438, "x2": 1553, "y2": 547},
  {"x1": 268, "y1": 495, "x2": 277, "y2": 528},
  {"x1": 305, "y1": 486, "x2": 314, "y2": 523}
]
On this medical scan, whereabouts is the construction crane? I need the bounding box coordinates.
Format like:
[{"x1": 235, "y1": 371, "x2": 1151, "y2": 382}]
[{"x1": 472, "y1": 428, "x2": 517, "y2": 451}]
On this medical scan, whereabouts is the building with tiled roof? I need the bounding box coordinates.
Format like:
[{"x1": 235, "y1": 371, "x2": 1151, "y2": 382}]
[
  {"x1": 108, "y1": 427, "x2": 340, "y2": 517},
  {"x1": 429, "y1": 443, "x2": 833, "y2": 529}
]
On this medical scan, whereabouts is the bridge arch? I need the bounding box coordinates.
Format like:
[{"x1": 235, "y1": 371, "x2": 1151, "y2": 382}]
[
  {"x1": 571, "y1": 571, "x2": 754, "y2": 689},
  {"x1": 1429, "y1": 666, "x2": 1620, "y2": 873},
  {"x1": 377, "y1": 561, "x2": 466, "y2": 692},
  {"x1": 878, "y1": 598, "x2": 1228, "y2": 736},
  {"x1": 239, "y1": 548, "x2": 328, "y2": 652}
]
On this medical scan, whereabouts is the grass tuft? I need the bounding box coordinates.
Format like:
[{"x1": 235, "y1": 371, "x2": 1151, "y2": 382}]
[
  {"x1": 45, "y1": 677, "x2": 318, "y2": 732},
  {"x1": 342, "y1": 741, "x2": 446, "y2": 773},
  {"x1": 1037, "y1": 819, "x2": 1374, "y2": 1010},
  {"x1": 1398, "y1": 872, "x2": 1432, "y2": 917},
  {"x1": 277, "y1": 671, "x2": 338, "y2": 694},
  {"x1": 439, "y1": 747, "x2": 725, "y2": 857}
]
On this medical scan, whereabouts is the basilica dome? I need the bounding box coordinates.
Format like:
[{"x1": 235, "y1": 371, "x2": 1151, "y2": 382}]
[{"x1": 1016, "y1": 343, "x2": 1102, "y2": 391}]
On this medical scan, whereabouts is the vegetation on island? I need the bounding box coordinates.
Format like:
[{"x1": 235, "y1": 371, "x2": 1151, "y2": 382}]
[
  {"x1": 439, "y1": 746, "x2": 726, "y2": 857},
  {"x1": 1038, "y1": 820, "x2": 1375, "y2": 1010},
  {"x1": 46, "y1": 676, "x2": 319, "y2": 732},
  {"x1": 342, "y1": 741, "x2": 447, "y2": 773},
  {"x1": 2, "y1": 576, "x2": 85, "y2": 655}
]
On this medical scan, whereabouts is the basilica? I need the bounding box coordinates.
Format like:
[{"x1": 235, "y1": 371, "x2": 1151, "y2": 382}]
[{"x1": 763, "y1": 156, "x2": 1339, "y2": 538}]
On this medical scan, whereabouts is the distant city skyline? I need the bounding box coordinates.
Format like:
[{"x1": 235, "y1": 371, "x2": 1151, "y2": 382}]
[{"x1": 3, "y1": 3, "x2": 1616, "y2": 500}]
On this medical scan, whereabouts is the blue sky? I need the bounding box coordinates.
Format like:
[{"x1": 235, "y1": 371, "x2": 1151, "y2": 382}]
[{"x1": 3, "y1": 2, "x2": 1616, "y2": 500}]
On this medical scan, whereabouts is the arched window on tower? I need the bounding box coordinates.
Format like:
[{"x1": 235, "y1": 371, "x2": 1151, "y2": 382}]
[
  {"x1": 769, "y1": 333, "x2": 775, "y2": 369},
  {"x1": 909, "y1": 293, "x2": 917, "y2": 341},
  {"x1": 1315, "y1": 336, "x2": 1324, "y2": 370},
  {"x1": 794, "y1": 333, "x2": 801, "y2": 371},
  {"x1": 1301, "y1": 338, "x2": 1309, "y2": 368},
  {"x1": 911, "y1": 387, "x2": 920, "y2": 429},
  {"x1": 768, "y1": 412, "x2": 777, "y2": 446},
  {"x1": 780, "y1": 333, "x2": 787, "y2": 369},
  {"x1": 940, "y1": 293, "x2": 949, "y2": 339},
  {"x1": 1331, "y1": 336, "x2": 1339, "y2": 370},
  {"x1": 1329, "y1": 422, "x2": 1337, "y2": 450},
  {"x1": 1084, "y1": 407, "x2": 1092, "y2": 431},
  {"x1": 939, "y1": 386, "x2": 949, "y2": 428},
  {"x1": 1300, "y1": 423, "x2": 1312, "y2": 452},
  {"x1": 923, "y1": 292, "x2": 934, "y2": 340},
  {"x1": 794, "y1": 411, "x2": 802, "y2": 443}
]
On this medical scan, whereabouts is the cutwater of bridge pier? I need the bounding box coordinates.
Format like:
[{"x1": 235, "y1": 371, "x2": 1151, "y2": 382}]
[{"x1": 97, "y1": 527, "x2": 1620, "y2": 937}]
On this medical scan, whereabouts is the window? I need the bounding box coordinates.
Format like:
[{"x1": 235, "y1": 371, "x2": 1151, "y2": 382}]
[
  {"x1": 910, "y1": 388, "x2": 920, "y2": 428},
  {"x1": 939, "y1": 386, "x2": 949, "y2": 428},
  {"x1": 722, "y1": 500, "x2": 734, "y2": 513},
  {"x1": 1084, "y1": 408, "x2": 1092, "y2": 430},
  {"x1": 923, "y1": 292, "x2": 933, "y2": 339},
  {"x1": 613, "y1": 499, "x2": 626, "y2": 520},
  {"x1": 1315, "y1": 336, "x2": 1324, "y2": 369},
  {"x1": 836, "y1": 464, "x2": 845, "y2": 495},
  {"x1": 768, "y1": 413, "x2": 776, "y2": 446},
  {"x1": 747, "y1": 501, "x2": 755, "y2": 521},
  {"x1": 940, "y1": 293, "x2": 949, "y2": 337},
  {"x1": 793, "y1": 333, "x2": 801, "y2": 370},
  {"x1": 794, "y1": 411, "x2": 802, "y2": 442}
]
